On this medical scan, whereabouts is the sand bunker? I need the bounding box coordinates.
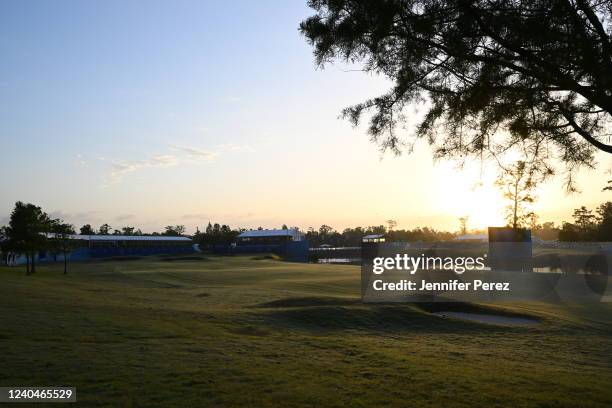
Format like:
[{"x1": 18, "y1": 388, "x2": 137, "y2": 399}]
[{"x1": 433, "y1": 312, "x2": 539, "y2": 326}]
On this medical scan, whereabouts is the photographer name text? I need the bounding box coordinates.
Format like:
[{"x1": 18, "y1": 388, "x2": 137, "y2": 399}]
[{"x1": 372, "y1": 279, "x2": 510, "y2": 291}]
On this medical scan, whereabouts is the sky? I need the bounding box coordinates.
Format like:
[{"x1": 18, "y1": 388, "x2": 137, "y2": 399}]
[{"x1": 1, "y1": 0, "x2": 612, "y2": 234}]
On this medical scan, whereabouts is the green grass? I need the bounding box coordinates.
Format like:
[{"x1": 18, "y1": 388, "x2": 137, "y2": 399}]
[{"x1": 1, "y1": 256, "x2": 611, "y2": 407}]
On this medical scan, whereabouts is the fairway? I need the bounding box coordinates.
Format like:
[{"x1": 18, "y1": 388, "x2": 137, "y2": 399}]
[{"x1": 1, "y1": 256, "x2": 612, "y2": 407}]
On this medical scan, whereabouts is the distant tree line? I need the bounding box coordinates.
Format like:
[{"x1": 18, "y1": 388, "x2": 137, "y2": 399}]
[
  {"x1": 305, "y1": 225, "x2": 455, "y2": 247},
  {"x1": 522, "y1": 201, "x2": 612, "y2": 242},
  {"x1": 78, "y1": 223, "x2": 186, "y2": 236},
  {"x1": 193, "y1": 222, "x2": 242, "y2": 248},
  {"x1": 558, "y1": 202, "x2": 612, "y2": 241}
]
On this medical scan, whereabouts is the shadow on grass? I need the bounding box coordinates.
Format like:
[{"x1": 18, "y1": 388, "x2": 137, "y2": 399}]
[
  {"x1": 251, "y1": 254, "x2": 282, "y2": 261},
  {"x1": 253, "y1": 296, "x2": 539, "y2": 334},
  {"x1": 228, "y1": 326, "x2": 270, "y2": 336},
  {"x1": 412, "y1": 302, "x2": 541, "y2": 320},
  {"x1": 256, "y1": 296, "x2": 360, "y2": 308},
  {"x1": 94, "y1": 256, "x2": 143, "y2": 262},
  {"x1": 159, "y1": 255, "x2": 210, "y2": 262}
]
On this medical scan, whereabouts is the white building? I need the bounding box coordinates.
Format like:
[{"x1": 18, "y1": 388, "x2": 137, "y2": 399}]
[{"x1": 237, "y1": 229, "x2": 304, "y2": 244}]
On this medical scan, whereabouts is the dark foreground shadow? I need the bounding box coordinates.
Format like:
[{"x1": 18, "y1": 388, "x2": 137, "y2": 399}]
[
  {"x1": 252, "y1": 297, "x2": 541, "y2": 334},
  {"x1": 256, "y1": 296, "x2": 360, "y2": 308}
]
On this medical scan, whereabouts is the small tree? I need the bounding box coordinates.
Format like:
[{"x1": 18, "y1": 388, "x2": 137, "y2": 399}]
[
  {"x1": 6, "y1": 202, "x2": 50, "y2": 274},
  {"x1": 98, "y1": 224, "x2": 111, "y2": 235},
  {"x1": 386, "y1": 219, "x2": 397, "y2": 231},
  {"x1": 0, "y1": 226, "x2": 13, "y2": 266},
  {"x1": 163, "y1": 225, "x2": 186, "y2": 236},
  {"x1": 529, "y1": 213, "x2": 539, "y2": 231},
  {"x1": 121, "y1": 226, "x2": 135, "y2": 235},
  {"x1": 80, "y1": 224, "x2": 95, "y2": 235},
  {"x1": 458, "y1": 216, "x2": 469, "y2": 235},
  {"x1": 560, "y1": 205, "x2": 599, "y2": 241},
  {"x1": 496, "y1": 161, "x2": 537, "y2": 229},
  {"x1": 573, "y1": 206, "x2": 597, "y2": 231},
  {"x1": 50, "y1": 220, "x2": 76, "y2": 275},
  {"x1": 596, "y1": 202, "x2": 612, "y2": 241}
]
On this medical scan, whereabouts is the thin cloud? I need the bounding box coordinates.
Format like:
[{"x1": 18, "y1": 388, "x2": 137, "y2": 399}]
[
  {"x1": 75, "y1": 153, "x2": 88, "y2": 167},
  {"x1": 182, "y1": 213, "x2": 208, "y2": 220},
  {"x1": 105, "y1": 154, "x2": 178, "y2": 185},
  {"x1": 169, "y1": 145, "x2": 218, "y2": 161},
  {"x1": 100, "y1": 142, "x2": 248, "y2": 187},
  {"x1": 115, "y1": 214, "x2": 135, "y2": 222}
]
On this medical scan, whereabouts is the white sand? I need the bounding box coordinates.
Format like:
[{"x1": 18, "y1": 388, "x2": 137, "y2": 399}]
[{"x1": 433, "y1": 312, "x2": 539, "y2": 326}]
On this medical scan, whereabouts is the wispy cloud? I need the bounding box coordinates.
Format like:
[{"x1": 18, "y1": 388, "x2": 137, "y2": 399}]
[
  {"x1": 182, "y1": 213, "x2": 208, "y2": 220},
  {"x1": 169, "y1": 145, "x2": 218, "y2": 161},
  {"x1": 115, "y1": 214, "x2": 135, "y2": 222},
  {"x1": 75, "y1": 153, "x2": 88, "y2": 167},
  {"x1": 104, "y1": 154, "x2": 178, "y2": 185},
  {"x1": 100, "y1": 142, "x2": 251, "y2": 187}
]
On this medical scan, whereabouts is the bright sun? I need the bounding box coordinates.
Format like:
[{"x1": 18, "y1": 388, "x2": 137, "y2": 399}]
[
  {"x1": 433, "y1": 170, "x2": 507, "y2": 230},
  {"x1": 458, "y1": 187, "x2": 507, "y2": 229}
]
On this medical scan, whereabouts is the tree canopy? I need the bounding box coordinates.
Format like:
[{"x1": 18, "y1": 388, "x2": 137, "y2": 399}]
[
  {"x1": 5, "y1": 202, "x2": 51, "y2": 274},
  {"x1": 300, "y1": 0, "x2": 612, "y2": 188}
]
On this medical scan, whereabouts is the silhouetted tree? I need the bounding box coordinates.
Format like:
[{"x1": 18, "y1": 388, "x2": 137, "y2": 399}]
[
  {"x1": 496, "y1": 161, "x2": 537, "y2": 228},
  {"x1": 121, "y1": 226, "x2": 135, "y2": 235},
  {"x1": 163, "y1": 225, "x2": 186, "y2": 236},
  {"x1": 6, "y1": 202, "x2": 50, "y2": 274},
  {"x1": 301, "y1": 0, "x2": 612, "y2": 189},
  {"x1": 80, "y1": 224, "x2": 95, "y2": 235},
  {"x1": 0, "y1": 226, "x2": 15, "y2": 265},
  {"x1": 596, "y1": 201, "x2": 612, "y2": 240},
  {"x1": 532, "y1": 221, "x2": 560, "y2": 241},
  {"x1": 560, "y1": 205, "x2": 597, "y2": 241},
  {"x1": 193, "y1": 222, "x2": 240, "y2": 248},
  {"x1": 50, "y1": 220, "x2": 76, "y2": 275},
  {"x1": 458, "y1": 216, "x2": 469, "y2": 235},
  {"x1": 573, "y1": 206, "x2": 597, "y2": 230},
  {"x1": 529, "y1": 213, "x2": 539, "y2": 231},
  {"x1": 98, "y1": 223, "x2": 111, "y2": 235}
]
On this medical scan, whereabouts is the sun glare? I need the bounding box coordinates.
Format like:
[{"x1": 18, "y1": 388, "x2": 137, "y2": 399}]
[
  {"x1": 459, "y1": 187, "x2": 507, "y2": 229},
  {"x1": 432, "y1": 167, "x2": 507, "y2": 230}
]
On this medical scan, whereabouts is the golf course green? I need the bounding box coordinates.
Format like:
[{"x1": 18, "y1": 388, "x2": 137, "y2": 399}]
[{"x1": 1, "y1": 255, "x2": 611, "y2": 407}]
